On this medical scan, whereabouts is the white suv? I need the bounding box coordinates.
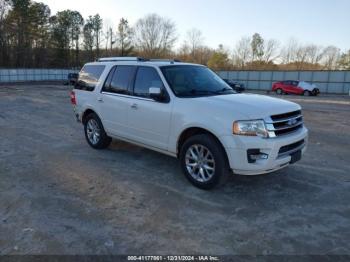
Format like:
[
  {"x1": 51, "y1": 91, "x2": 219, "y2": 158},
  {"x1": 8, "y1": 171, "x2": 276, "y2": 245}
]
[{"x1": 71, "y1": 57, "x2": 308, "y2": 189}]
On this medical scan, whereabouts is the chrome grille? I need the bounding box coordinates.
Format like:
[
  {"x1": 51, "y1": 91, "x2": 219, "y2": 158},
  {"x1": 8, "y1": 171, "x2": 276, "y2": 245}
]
[{"x1": 265, "y1": 110, "x2": 303, "y2": 138}]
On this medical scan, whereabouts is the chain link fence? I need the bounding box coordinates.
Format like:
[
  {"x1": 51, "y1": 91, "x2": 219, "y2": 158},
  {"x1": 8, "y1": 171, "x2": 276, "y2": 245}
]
[{"x1": 217, "y1": 70, "x2": 350, "y2": 94}]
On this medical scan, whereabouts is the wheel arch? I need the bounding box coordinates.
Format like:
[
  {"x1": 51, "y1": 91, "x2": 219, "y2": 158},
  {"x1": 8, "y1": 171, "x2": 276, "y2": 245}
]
[
  {"x1": 176, "y1": 127, "x2": 230, "y2": 164},
  {"x1": 82, "y1": 108, "x2": 101, "y2": 124}
]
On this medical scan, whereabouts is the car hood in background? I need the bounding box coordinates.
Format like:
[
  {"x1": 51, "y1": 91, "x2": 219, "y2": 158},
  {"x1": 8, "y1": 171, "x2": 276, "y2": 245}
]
[{"x1": 298, "y1": 81, "x2": 317, "y2": 91}]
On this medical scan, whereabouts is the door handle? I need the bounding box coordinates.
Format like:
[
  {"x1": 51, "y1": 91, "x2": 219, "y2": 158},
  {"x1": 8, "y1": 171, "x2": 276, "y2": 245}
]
[
  {"x1": 131, "y1": 103, "x2": 138, "y2": 109},
  {"x1": 97, "y1": 97, "x2": 103, "y2": 103}
]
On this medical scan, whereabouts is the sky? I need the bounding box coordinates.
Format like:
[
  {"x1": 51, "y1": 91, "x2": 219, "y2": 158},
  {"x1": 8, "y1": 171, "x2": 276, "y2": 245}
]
[{"x1": 38, "y1": 0, "x2": 350, "y2": 51}]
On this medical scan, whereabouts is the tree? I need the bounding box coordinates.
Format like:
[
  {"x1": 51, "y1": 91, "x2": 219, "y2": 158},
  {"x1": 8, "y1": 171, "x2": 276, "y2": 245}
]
[
  {"x1": 83, "y1": 17, "x2": 94, "y2": 59},
  {"x1": 0, "y1": 0, "x2": 12, "y2": 66},
  {"x1": 28, "y1": 2, "x2": 51, "y2": 67},
  {"x1": 207, "y1": 45, "x2": 231, "y2": 70},
  {"x1": 92, "y1": 14, "x2": 102, "y2": 57},
  {"x1": 251, "y1": 33, "x2": 264, "y2": 61},
  {"x1": 262, "y1": 39, "x2": 280, "y2": 63},
  {"x1": 83, "y1": 14, "x2": 102, "y2": 60},
  {"x1": 233, "y1": 36, "x2": 251, "y2": 68},
  {"x1": 134, "y1": 13, "x2": 177, "y2": 58},
  {"x1": 321, "y1": 46, "x2": 340, "y2": 70},
  {"x1": 69, "y1": 11, "x2": 83, "y2": 66},
  {"x1": 184, "y1": 28, "x2": 204, "y2": 61},
  {"x1": 6, "y1": 0, "x2": 32, "y2": 67},
  {"x1": 49, "y1": 10, "x2": 84, "y2": 67},
  {"x1": 304, "y1": 44, "x2": 324, "y2": 64},
  {"x1": 338, "y1": 50, "x2": 350, "y2": 70},
  {"x1": 116, "y1": 18, "x2": 133, "y2": 56},
  {"x1": 280, "y1": 38, "x2": 299, "y2": 64}
]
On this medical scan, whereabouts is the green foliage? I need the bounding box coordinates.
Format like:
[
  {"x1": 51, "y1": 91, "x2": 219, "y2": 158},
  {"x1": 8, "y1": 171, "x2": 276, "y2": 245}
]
[
  {"x1": 207, "y1": 46, "x2": 231, "y2": 71},
  {"x1": 251, "y1": 33, "x2": 264, "y2": 61}
]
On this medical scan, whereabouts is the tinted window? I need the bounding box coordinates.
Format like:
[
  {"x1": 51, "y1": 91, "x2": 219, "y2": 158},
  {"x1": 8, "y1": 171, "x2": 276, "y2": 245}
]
[
  {"x1": 76, "y1": 65, "x2": 105, "y2": 91},
  {"x1": 134, "y1": 67, "x2": 164, "y2": 98},
  {"x1": 283, "y1": 81, "x2": 291, "y2": 85},
  {"x1": 104, "y1": 66, "x2": 135, "y2": 94},
  {"x1": 161, "y1": 65, "x2": 234, "y2": 97}
]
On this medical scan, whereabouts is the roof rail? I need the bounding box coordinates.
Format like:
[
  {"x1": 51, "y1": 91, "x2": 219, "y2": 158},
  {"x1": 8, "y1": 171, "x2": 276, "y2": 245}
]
[
  {"x1": 148, "y1": 59, "x2": 182, "y2": 63},
  {"x1": 97, "y1": 57, "x2": 182, "y2": 63},
  {"x1": 98, "y1": 57, "x2": 146, "y2": 62}
]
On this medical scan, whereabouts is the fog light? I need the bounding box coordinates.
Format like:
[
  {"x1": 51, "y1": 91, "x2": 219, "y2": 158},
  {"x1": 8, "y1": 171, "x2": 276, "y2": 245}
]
[{"x1": 247, "y1": 149, "x2": 268, "y2": 163}]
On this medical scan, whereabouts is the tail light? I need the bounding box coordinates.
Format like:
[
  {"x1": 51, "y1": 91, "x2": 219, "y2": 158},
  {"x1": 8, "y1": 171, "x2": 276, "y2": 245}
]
[{"x1": 70, "y1": 91, "x2": 76, "y2": 105}]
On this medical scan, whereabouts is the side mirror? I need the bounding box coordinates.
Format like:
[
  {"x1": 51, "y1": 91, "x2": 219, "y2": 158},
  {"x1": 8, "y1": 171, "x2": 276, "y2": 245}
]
[{"x1": 149, "y1": 87, "x2": 162, "y2": 101}]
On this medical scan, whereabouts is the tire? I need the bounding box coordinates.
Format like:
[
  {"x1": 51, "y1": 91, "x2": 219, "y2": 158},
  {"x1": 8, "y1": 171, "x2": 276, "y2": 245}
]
[
  {"x1": 303, "y1": 90, "x2": 311, "y2": 96},
  {"x1": 312, "y1": 88, "x2": 319, "y2": 96},
  {"x1": 276, "y1": 88, "x2": 283, "y2": 95},
  {"x1": 179, "y1": 134, "x2": 231, "y2": 190},
  {"x1": 84, "y1": 113, "x2": 112, "y2": 149}
]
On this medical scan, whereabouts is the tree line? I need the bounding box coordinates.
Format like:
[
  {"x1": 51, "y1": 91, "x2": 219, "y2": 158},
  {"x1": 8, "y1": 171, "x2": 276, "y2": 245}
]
[{"x1": 0, "y1": 0, "x2": 349, "y2": 70}]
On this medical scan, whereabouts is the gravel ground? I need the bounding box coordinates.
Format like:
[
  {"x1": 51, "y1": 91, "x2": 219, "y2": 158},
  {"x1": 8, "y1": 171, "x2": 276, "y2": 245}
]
[{"x1": 0, "y1": 85, "x2": 349, "y2": 255}]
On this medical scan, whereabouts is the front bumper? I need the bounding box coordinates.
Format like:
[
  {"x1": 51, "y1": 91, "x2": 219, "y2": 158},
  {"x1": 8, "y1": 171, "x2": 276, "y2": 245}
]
[{"x1": 220, "y1": 127, "x2": 308, "y2": 175}]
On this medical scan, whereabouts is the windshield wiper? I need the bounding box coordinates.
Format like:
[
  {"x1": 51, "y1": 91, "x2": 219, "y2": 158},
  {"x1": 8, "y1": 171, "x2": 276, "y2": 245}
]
[
  {"x1": 214, "y1": 87, "x2": 234, "y2": 94},
  {"x1": 177, "y1": 88, "x2": 234, "y2": 97},
  {"x1": 177, "y1": 89, "x2": 214, "y2": 97}
]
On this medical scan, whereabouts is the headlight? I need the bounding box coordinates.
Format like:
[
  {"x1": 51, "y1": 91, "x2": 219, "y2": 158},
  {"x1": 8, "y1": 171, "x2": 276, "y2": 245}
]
[{"x1": 233, "y1": 120, "x2": 268, "y2": 138}]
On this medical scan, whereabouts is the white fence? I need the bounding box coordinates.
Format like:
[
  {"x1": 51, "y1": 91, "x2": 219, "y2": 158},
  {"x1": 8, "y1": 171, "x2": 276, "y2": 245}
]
[
  {"x1": 1, "y1": 68, "x2": 350, "y2": 94},
  {"x1": 0, "y1": 69, "x2": 78, "y2": 82},
  {"x1": 217, "y1": 70, "x2": 350, "y2": 94}
]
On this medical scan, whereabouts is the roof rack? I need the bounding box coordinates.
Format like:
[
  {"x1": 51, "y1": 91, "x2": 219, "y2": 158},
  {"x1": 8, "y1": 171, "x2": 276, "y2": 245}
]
[
  {"x1": 147, "y1": 59, "x2": 182, "y2": 63},
  {"x1": 98, "y1": 57, "x2": 146, "y2": 62},
  {"x1": 97, "y1": 57, "x2": 181, "y2": 63}
]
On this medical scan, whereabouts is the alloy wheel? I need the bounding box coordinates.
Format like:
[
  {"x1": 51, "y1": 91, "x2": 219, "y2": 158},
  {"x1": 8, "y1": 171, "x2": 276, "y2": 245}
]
[
  {"x1": 86, "y1": 119, "x2": 101, "y2": 145},
  {"x1": 185, "y1": 144, "x2": 216, "y2": 182}
]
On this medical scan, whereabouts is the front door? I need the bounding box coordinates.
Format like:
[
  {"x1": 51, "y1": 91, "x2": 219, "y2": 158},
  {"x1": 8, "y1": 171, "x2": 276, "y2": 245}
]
[{"x1": 126, "y1": 67, "x2": 172, "y2": 151}]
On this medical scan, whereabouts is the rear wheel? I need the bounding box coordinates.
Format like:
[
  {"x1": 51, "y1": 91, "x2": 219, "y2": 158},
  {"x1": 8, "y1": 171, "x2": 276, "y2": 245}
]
[
  {"x1": 180, "y1": 134, "x2": 230, "y2": 190},
  {"x1": 84, "y1": 113, "x2": 112, "y2": 149},
  {"x1": 276, "y1": 88, "x2": 283, "y2": 95}
]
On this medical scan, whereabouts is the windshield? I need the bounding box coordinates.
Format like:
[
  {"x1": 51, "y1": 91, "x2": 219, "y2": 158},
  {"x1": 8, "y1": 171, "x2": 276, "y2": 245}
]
[{"x1": 160, "y1": 65, "x2": 235, "y2": 97}]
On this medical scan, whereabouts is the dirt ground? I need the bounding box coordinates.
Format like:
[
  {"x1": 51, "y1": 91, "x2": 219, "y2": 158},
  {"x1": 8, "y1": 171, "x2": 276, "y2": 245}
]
[{"x1": 0, "y1": 85, "x2": 349, "y2": 255}]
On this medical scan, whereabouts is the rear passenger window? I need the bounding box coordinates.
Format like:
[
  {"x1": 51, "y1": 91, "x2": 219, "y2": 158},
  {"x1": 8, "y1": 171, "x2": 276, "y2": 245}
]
[
  {"x1": 134, "y1": 67, "x2": 163, "y2": 98},
  {"x1": 104, "y1": 66, "x2": 134, "y2": 95},
  {"x1": 76, "y1": 65, "x2": 105, "y2": 91}
]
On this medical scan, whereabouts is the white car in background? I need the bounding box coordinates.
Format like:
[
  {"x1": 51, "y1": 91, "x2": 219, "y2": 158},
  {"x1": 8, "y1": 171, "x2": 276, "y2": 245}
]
[{"x1": 71, "y1": 57, "x2": 308, "y2": 189}]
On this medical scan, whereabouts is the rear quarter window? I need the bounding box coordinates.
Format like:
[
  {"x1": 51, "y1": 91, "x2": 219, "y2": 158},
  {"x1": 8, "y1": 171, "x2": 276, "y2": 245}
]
[{"x1": 75, "y1": 65, "x2": 105, "y2": 91}]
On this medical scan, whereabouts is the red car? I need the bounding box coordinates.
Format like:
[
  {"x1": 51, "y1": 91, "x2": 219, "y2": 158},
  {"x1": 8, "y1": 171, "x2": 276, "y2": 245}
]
[{"x1": 272, "y1": 80, "x2": 320, "y2": 96}]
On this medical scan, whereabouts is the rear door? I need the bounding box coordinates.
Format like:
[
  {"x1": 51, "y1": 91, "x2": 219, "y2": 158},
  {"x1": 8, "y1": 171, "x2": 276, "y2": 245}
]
[
  {"x1": 99, "y1": 65, "x2": 136, "y2": 137},
  {"x1": 126, "y1": 66, "x2": 173, "y2": 150}
]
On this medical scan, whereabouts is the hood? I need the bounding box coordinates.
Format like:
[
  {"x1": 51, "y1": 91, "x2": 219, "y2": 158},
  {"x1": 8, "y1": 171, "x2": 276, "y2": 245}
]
[
  {"x1": 191, "y1": 93, "x2": 301, "y2": 119},
  {"x1": 298, "y1": 81, "x2": 316, "y2": 91}
]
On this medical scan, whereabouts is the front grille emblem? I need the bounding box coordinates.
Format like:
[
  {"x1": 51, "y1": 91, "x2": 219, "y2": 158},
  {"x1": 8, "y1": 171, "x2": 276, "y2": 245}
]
[{"x1": 287, "y1": 118, "x2": 298, "y2": 126}]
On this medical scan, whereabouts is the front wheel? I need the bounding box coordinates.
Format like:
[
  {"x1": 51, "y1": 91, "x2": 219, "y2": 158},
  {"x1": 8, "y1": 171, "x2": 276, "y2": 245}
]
[
  {"x1": 180, "y1": 134, "x2": 230, "y2": 190},
  {"x1": 84, "y1": 113, "x2": 112, "y2": 149}
]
